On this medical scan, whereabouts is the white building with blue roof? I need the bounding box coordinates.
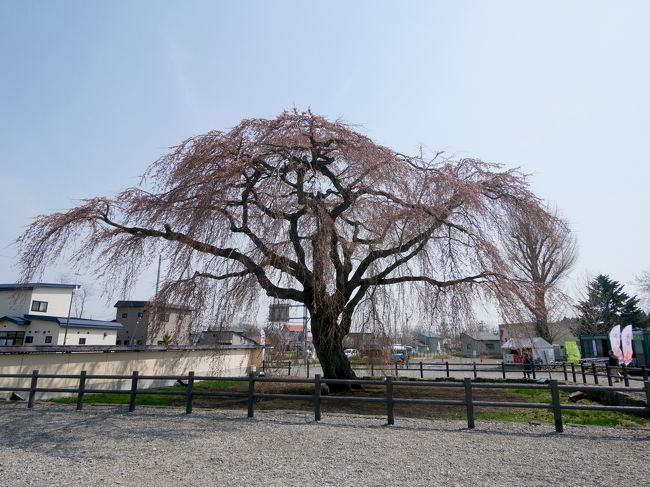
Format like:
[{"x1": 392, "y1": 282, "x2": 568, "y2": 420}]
[{"x1": 0, "y1": 283, "x2": 121, "y2": 346}]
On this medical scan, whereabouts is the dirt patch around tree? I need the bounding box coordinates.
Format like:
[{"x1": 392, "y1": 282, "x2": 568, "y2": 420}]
[{"x1": 177, "y1": 379, "x2": 528, "y2": 421}]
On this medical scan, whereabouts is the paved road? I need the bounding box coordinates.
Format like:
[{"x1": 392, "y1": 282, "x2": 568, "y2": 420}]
[{"x1": 280, "y1": 362, "x2": 647, "y2": 388}]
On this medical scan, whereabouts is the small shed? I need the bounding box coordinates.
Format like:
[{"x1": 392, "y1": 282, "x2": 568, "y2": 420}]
[
  {"x1": 415, "y1": 331, "x2": 441, "y2": 354},
  {"x1": 501, "y1": 337, "x2": 555, "y2": 364},
  {"x1": 460, "y1": 331, "x2": 501, "y2": 357}
]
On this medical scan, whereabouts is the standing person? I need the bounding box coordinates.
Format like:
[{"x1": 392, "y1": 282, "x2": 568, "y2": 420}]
[
  {"x1": 523, "y1": 352, "x2": 532, "y2": 379},
  {"x1": 608, "y1": 350, "x2": 619, "y2": 367},
  {"x1": 608, "y1": 350, "x2": 620, "y2": 381}
]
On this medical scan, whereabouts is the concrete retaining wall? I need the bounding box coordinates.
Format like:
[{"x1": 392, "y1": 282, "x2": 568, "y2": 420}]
[{"x1": 0, "y1": 347, "x2": 263, "y2": 399}]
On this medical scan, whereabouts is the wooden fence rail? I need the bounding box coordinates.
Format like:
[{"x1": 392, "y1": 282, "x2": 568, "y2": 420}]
[{"x1": 1, "y1": 370, "x2": 649, "y2": 433}]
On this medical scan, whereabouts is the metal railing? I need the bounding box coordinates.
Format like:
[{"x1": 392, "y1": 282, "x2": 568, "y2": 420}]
[
  {"x1": 1, "y1": 370, "x2": 648, "y2": 433},
  {"x1": 246, "y1": 359, "x2": 649, "y2": 386},
  {"x1": 350, "y1": 361, "x2": 650, "y2": 385}
]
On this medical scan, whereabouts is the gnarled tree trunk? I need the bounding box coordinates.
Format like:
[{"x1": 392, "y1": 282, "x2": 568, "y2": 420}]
[{"x1": 310, "y1": 313, "x2": 356, "y2": 392}]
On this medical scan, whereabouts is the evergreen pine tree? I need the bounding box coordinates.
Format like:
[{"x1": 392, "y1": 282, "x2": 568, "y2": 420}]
[{"x1": 576, "y1": 274, "x2": 645, "y2": 335}]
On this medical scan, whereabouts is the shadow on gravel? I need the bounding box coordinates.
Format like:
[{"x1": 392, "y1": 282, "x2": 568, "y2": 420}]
[
  {"x1": 1, "y1": 404, "x2": 648, "y2": 455},
  {"x1": 0, "y1": 405, "x2": 242, "y2": 455}
]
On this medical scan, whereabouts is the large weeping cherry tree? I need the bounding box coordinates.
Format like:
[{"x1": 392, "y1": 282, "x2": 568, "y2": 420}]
[{"x1": 18, "y1": 110, "x2": 551, "y2": 384}]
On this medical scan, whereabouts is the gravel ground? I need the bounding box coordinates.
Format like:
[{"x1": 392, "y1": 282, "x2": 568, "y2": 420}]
[{"x1": 0, "y1": 403, "x2": 648, "y2": 486}]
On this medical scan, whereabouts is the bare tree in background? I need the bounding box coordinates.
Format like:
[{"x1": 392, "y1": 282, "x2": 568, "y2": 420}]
[
  {"x1": 18, "y1": 110, "x2": 551, "y2": 386},
  {"x1": 636, "y1": 271, "x2": 650, "y2": 307},
  {"x1": 501, "y1": 207, "x2": 577, "y2": 343},
  {"x1": 58, "y1": 274, "x2": 92, "y2": 318}
]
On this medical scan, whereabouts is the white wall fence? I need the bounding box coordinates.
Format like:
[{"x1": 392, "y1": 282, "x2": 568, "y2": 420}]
[{"x1": 0, "y1": 346, "x2": 262, "y2": 400}]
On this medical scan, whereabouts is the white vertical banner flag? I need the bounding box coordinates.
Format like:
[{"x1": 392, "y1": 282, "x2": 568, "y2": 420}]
[
  {"x1": 609, "y1": 325, "x2": 623, "y2": 361},
  {"x1": 621, "y1": 325, "x2": 634, "y2": 365}
]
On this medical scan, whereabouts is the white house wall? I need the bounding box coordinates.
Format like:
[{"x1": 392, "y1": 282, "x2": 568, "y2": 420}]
[
  {"x1": 21, "y1": 320, "x2": 60, "y2": 345},
  {"x1": 0, "y1": 290, "x2": 32, "y2": 316},
  {"x1": 1, "y1": 319, "x2": 118, "y2": 346},
  {"x1": 54, "y1": 325, "x2": 118, "y2": 346},
  {"x1": 30, "y1": 287, "x2": 73, "y2": 317}
]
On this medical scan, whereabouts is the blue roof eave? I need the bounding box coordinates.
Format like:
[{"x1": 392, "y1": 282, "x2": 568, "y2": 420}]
[
  {"x1": 0, "y1": 315, "x2": 32, "y2": 325},
  {"x1": 24, "y1": 315, "x2": 123, "y2": 330},
  {"x1": 0, "y1": 283, "x2": 79, "y2": 291}
]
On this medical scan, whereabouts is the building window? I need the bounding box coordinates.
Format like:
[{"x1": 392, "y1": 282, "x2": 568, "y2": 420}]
[
  {"x1": 116, "y1": 340, "x2": 122, "y2": 345},
  {"x1": 162, "y1": 313, "x2": 170, "y2": 322},
  {"x1": 31, "y1": 300, "x2": 48, "y2": 312},
  {"x1": 124, "y1": 340, "x2": 129, "y2": 345},
  {"x1": 0, "y1": 331, "x2": 25, "y2": 345},
  {"x1": 122, "y1": 313, "x2": 128, "y2": 319},
  {"x1": 137, "y1": 312, "x2": 143, "y2": 318},
  {"x1": 78, "y1": 338, "x2": 86, "y2": 345},
  {"x1": 25, "y1": 336, "x2": 34, "y2": 344},
  {"x1": 486, "y1": 343, "x2": 495, "y2": 350},
  {"x1": 44, "y1": 336, "x2": 53, "y2": 344},
  {"x1": 136, "y1": 339, "x2": 143, "y2": 345}
]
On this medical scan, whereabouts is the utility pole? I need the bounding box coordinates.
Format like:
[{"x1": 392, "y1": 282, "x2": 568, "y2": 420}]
[
  {"x1": 303, "y1": 304, "x2": 308, "y2": 367},
  {"x1": 63, "y1": 283, "x2": 78, "y2": 346},
  {"x1": 155, "y1": 255, "x2": 161, "y2": 296}
]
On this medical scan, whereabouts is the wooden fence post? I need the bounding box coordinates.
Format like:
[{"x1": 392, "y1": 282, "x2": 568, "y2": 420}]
[
  {"x1": 550, "y1": 380, "x2": 563, "y2": 433},
  {"x1": 371, "y1": 363, "x2": 374, "y2": 376},
  {"x1": 445, "y1": 361, "x2": 450, "y2": 378},
  {"x1": 464, "y1": 378, "x2": 474, "y2": 429},
  {"x1": 622, "y1": 364, "x2": 629, "y2": 387},
  {"x1": 563, "y1": 363, "x2": 568, "y2": 381},
  {"x1": 307, "y1": 361, "x2": 310, "y2": 378},
  {"x1": 606, "y1": 365, "x2": 613, "y2": 386},
  {"x1": 644, "y1": 381, "x2": 650, "y2": 412},
  {"x1": 591, "y1": 363, "x2": 598, "y2": 385},
  {"x1": 420, "y1": 361, "x2": 424, "y2": 379},
  {"x1": 580, "y1": 363, "x2": 586, "y2": 384},
  {"x1": 185, "y1": 371, "x2": 195, "y2": 414},
  {"x1": 502, "y1": 362, "x2": 506, "y2": 380},
  {"x1": 129, "y1": 371, "x2": 139, "y2": 412},
  {"x1": 314, "y1": 374, "x2": 322, "y2": 422},
  {"x1": 386, "y1": 376, "x2": 394, "y2": 426},
  {"x1": 643, "y1": 367, "x2": 648, "y2": 381},
  {"x1": 27, "y1": 369, "x2": 39, "y2": 409},
  {"x1": 288, "y1": 361, "x2": 291, "y2": 376},
  {"x1": 247, "y1": 372, "x2": 256, "y2": 418},
  {"x1": 395, "y1": 361, "x2": 398, "y2": 376},
  {"x1": 76, "y1": 370, "x2": 87, "y2": 411},
  {"x1": 571, "y1": 363, "x2": 576, "y2": 383},
  {"x1": 473, "y1": 362, "x2": 477, "y2": 380},
  {"x1": 262, "y1": 360, "x2": 265, "y2": 373}
]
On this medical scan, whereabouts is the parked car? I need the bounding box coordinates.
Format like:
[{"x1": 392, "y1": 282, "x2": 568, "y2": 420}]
[
  {"x1": 344, "y1": 348, "x2": 360, "y2": 358},
  {"x1": 392, "y1": 345, "x2": 407, "y2": 364},
  {"x1": 392, "y1": 352, "x2": 406, "y2": 364}
]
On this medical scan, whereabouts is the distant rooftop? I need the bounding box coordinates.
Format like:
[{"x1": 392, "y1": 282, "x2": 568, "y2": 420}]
[
  {"x1": 114, "y1": 300, "x2": 193, "y2": 311},
  {"x1": 465, "y1": 331, "x2": 500, "y2": 342},
  {"x1": 1, "y1": 314, "x2": 122, "y2": 330},
  {"x1": 114, "y1": 300, "x2": 149, "y2": 308},
  {"x1": 0, "y1": 283, "x2": 79, "y2": 291},
  {"x1": 418, "y1": 331, "x2": 441, "y2": 338}
]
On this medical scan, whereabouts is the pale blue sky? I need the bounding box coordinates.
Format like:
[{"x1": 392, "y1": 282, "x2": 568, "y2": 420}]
[{"x1": 1, "y1": 1, "x2": 649, "y2": 321}]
